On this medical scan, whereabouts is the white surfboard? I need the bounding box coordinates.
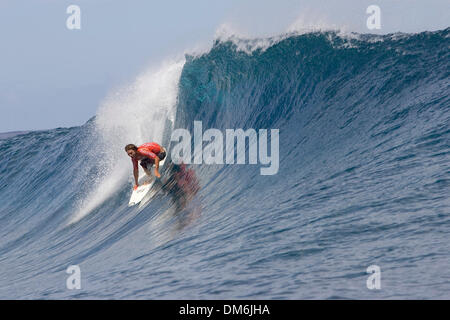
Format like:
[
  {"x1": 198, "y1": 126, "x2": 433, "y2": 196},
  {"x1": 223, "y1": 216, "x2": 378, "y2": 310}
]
[
  {"x1": 128, "y1": 180, "x2": 154, "y2": 206},
  {"x1": 128, "y1": 147, "x2": 170, "y2": 207}
]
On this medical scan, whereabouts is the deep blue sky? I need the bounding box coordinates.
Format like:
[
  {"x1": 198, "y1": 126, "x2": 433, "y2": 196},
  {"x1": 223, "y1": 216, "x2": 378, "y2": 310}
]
[{"x1": 0, "y1": 0, "x2": 448, "y2": 132}]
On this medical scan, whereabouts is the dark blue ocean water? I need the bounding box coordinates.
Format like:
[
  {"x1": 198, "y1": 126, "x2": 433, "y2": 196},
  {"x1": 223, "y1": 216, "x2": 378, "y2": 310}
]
[{"x1": 0, "y1": 29, "x2": 449, "y2": 299}]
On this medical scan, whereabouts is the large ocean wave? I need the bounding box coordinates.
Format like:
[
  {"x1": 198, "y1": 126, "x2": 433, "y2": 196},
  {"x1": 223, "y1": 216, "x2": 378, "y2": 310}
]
[{"x1": 0, "y1": 28, "x2": 449, "y2": 299}]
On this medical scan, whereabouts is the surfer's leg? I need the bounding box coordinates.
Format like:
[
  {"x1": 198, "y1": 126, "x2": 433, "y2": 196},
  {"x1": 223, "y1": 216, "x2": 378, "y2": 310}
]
[
  {"x1": 140, "y1": 158, "x2": 153, "y2": 176},
  {"x1": 143, "y1": 167, "x2": 152, "y2": 176}
]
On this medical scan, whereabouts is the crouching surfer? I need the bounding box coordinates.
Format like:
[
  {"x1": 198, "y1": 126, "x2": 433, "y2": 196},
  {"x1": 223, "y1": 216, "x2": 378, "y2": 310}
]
[{"x1": 124, "y1": 142, "x2": 166, "y2": 190}]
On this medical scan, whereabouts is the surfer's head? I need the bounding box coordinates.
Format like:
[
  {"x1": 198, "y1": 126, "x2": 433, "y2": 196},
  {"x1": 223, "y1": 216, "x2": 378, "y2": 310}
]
[{"x1": 125, "y1": 144, "x2": 138, "y2": 158}]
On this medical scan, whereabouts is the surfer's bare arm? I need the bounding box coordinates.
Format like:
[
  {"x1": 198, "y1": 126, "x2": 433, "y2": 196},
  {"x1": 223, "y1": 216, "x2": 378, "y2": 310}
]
[
  {"x1": 132, "y1": 158, "x2": 139, "y2": 189},
  {"x1": 154, "y1": 156, "x2": 161, "y2": 178},
  {"x1": 133, "y1": 167, "x2": 139, "y2": 188}
]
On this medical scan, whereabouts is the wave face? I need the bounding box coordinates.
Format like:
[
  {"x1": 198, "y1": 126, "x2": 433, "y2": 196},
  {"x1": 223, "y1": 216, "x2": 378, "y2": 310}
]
[{"x1": 0, "y1": 29, "x2": 449, "y2": 299}]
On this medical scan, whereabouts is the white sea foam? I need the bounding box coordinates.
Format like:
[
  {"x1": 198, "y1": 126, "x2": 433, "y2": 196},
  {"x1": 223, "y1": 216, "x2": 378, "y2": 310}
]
[{"x1": 68, "y1": 58, "x2": 185, "y2": 225}]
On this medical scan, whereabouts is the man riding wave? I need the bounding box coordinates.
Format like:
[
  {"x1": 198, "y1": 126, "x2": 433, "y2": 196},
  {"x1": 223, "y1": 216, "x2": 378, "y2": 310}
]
[{"x1": 125, "y1": 142, "x2": 166, "y2": 190}]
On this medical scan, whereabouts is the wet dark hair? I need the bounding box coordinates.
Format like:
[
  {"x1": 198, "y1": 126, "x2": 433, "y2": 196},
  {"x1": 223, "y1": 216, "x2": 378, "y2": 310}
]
[{"x1": 124, "y1": 144, "x2": 138, "y2": 151}]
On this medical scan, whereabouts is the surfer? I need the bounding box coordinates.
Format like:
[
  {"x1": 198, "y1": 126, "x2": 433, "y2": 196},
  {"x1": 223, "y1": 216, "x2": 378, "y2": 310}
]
[{"x1": 125, "y1": 142, "x2": 166, "y2": 190}]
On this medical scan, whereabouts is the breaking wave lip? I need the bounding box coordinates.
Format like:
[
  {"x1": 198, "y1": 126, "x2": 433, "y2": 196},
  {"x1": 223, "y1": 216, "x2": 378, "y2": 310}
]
[
  {"x1": 213, "y1": 18, "x2": 364, "y2": 54},
  {"x1": 211, "y1": 20, "x2": 448, "y2": 56}
]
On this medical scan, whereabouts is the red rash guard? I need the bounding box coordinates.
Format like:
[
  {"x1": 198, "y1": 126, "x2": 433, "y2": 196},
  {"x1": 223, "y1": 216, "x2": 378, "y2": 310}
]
[{"x1": 132, "y1": 142, "x2": 162, "y2": 170}]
